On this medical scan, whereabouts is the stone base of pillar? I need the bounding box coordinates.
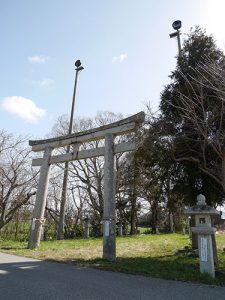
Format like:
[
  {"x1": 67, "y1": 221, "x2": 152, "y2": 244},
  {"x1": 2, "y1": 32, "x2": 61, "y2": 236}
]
[
  {"x1": 103, "y1": 219, "x2": 116, "y2": 262},
  {"x1": 28, "y1": 219, "x2": 43, "y2": 249}
]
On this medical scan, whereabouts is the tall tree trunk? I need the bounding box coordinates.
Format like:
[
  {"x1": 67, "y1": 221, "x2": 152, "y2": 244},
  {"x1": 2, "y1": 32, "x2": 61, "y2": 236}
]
[
  {"x1": 130, "y1": 160, "x2": 138, "y2": 236},
  {"x1": 151, "y1": 198, "x2": 158, "y2": 234},
  {"x1": 130, "y1": 193, "x2": 137, "y2": 235},
  {"x1": 169, "y1": 211, "x2": 174, "y2": 233},
  {"x1": 222, "y1": 155, "x2": 225, "y2": 193},
  {"x1": 15, "y1": 211, "x2": 20, "y2": 240}
]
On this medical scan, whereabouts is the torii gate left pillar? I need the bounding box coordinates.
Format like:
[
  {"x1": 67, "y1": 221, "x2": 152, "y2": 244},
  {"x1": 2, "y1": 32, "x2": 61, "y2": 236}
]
[{"x1": 28, "y1": 147, "x2": 52, "y2": 249}]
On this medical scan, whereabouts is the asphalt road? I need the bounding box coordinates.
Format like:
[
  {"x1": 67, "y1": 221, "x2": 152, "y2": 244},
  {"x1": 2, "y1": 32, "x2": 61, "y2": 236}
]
[{"x1": 0, "y1": 252, "x2": 224, "y2": 300}]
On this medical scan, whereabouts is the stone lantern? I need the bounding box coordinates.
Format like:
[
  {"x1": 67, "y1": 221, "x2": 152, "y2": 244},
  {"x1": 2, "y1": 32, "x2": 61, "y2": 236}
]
[{"x1": 186, "y1": 194, "x2": 220, "y2": 278}]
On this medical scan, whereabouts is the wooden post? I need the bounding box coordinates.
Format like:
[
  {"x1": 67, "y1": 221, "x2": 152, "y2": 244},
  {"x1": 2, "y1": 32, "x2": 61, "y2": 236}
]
[
  {"x1": 103, "y1": 133, "x2": 116, "y2": 261},
  {"x1": 28, "y1": 147, "x2": 52, "y2": 249},
  {"x1": 84, "y1": 218, "x2": 91, "y2": 238},
  {"x1": 118, "y1": 222, "x2": 123, "y2": 236}
]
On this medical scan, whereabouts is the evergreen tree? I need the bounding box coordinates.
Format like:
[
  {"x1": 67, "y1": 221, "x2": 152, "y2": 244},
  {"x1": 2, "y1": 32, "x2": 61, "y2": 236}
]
[{"x1": 160, "y1": 27, "x2": 225, "y2": 204}]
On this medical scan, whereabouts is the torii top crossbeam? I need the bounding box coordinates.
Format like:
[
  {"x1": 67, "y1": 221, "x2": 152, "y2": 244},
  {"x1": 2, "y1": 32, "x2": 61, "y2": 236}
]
[{"x1": 29, "y1": 111, "x2": 145, "y2": 152}]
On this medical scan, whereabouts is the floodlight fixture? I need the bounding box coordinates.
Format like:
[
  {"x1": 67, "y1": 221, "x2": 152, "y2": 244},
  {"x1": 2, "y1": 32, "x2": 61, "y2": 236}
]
[
  {"x1": 75, "y1": 60, "x2": 81, "y2": 67},
  {"x1": 169, "y1": 20, "x2": 182, "y2": 57},
  {"x1": 75, "y1": 59, "x2": 84, "y2": 71},
  {"x1": 172, "y1": 20, "x2": 182, "y2": 30}
]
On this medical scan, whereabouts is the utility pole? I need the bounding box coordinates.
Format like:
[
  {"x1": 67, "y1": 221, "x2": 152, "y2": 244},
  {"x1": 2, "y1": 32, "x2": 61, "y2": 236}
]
[
  {"x1": 169, "y1": 20, "x2": 182, "y2": 57},
  {"x1": 57, "y1": 60, "x2": 84, "y2": 240}
]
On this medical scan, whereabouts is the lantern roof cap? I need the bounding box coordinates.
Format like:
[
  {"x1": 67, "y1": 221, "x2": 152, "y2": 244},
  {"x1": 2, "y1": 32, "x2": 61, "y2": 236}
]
[{"x1": 185, "y1": 194, "x2": 220, "y2": 216}]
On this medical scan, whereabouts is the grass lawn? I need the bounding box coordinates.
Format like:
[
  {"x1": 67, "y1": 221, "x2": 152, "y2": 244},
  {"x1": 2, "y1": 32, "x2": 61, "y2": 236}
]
[{"x1": 0, "y1": 233, "x2": 225, "y2": 285}]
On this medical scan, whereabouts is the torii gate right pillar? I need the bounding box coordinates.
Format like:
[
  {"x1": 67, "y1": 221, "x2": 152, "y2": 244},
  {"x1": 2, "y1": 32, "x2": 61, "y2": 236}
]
[{"x1": 103, "y1": 133, "x2": 116, "y2": 261}]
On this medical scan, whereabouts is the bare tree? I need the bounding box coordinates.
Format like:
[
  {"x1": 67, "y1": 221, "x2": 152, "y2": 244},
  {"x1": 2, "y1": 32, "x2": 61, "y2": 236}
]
[
  {"x1": 169, "y1": 59, "x2": 225, "y2": 194},
  {"x1": 0, "y1": 131, "x2": 37, "y2": 230},
  {"x1": 48, "y1": 112, "x2": 125, "y2": 236},
  {"x1": 49, "y1": 111, "x2": 139, "y2": 237}
]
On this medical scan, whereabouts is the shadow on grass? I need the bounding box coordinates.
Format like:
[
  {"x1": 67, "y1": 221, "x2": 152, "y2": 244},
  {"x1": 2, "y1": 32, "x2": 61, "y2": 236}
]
[
  {"x1": 0, "y1": 246, "x2": 27, "y2": 250},
  {"x1": 57, "y1": 254, "x2": 225, "y2": 286}
]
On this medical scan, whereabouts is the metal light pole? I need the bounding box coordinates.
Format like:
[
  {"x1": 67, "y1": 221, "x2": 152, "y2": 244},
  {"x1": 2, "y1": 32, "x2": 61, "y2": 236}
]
[
  {"x1": 57, "y1": 60, "x2": 84, "y2": 240},
  {"x1": 169, "y1": 20, "x2": 182, "y2": 57}
]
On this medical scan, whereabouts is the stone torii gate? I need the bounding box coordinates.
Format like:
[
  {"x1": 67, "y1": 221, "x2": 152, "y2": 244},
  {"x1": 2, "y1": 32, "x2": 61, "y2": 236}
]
[{"x1": 28, "y1": 111, "x2": 145, "y2": 261}]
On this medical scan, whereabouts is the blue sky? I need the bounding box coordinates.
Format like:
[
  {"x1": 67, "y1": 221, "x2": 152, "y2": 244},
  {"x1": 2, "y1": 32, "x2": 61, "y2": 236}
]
[{"x1": 0, "y1": 0, "x2": 224, "y2": 138}]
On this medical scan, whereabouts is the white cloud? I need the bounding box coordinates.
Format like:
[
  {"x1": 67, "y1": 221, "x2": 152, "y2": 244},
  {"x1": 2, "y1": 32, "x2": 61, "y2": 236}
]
[
  {"x1": 112, "y1": 53, "x2": 127, "y2": 63},
  {"x1": 1, "y1": 96, "x2": 46, "y2": 123},
  {"x1": 28, "y1": 55, "x2": 49, "y2": 64}
]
